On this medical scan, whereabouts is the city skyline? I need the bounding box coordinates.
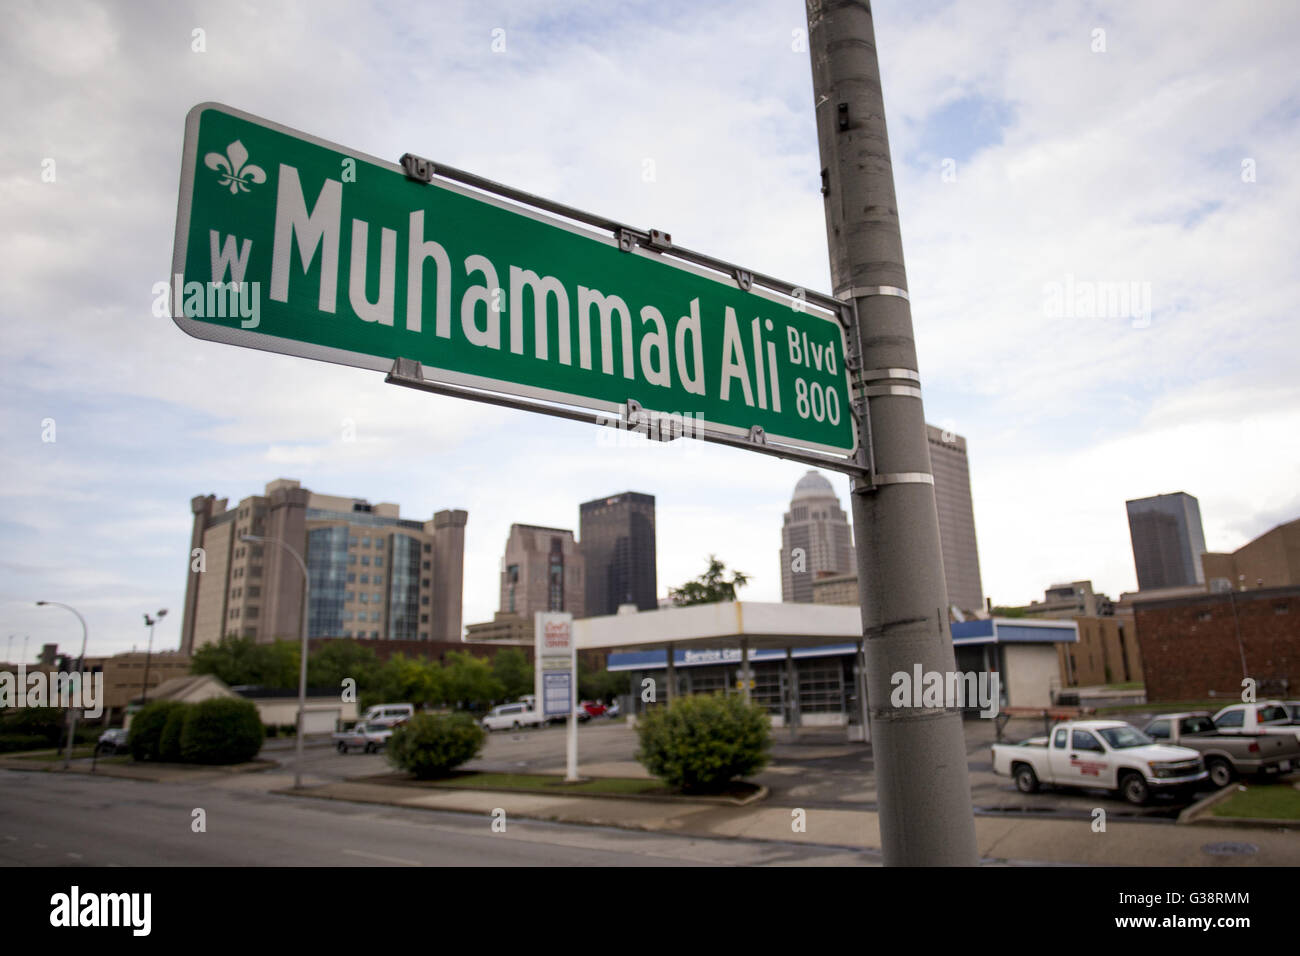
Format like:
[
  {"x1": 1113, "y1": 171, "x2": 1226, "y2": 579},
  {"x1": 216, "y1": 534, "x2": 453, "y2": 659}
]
[{"x1": 5, "y1": 1, "x2": 1299, "y2": 657}]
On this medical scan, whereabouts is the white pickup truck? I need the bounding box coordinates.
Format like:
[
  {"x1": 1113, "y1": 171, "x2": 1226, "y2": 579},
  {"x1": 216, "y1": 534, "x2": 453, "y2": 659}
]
[
  {"x1": 992, "y1": 719, "x2": 1207, "y2": 805},
  {"x1": 1210, "y1": 701, "x2": 1300, "y2": 744}
]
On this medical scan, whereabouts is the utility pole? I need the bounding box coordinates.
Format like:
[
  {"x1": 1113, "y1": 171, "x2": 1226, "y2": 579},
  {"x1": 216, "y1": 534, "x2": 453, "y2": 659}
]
[
  {"x1": 37, "y1": 601, "x2": 89, "y2": 771},
  {"x1": 805, "y1": 0, "x2": 979, "y2": 865},
  {"x1": 141, "y1": 609, "x2": 168, "y2": 705}
]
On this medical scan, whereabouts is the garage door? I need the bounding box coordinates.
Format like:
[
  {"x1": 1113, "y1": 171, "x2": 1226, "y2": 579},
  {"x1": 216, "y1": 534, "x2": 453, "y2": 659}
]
[{"x1": 302, "y1": 709, "x2": 340, "y2": 735}]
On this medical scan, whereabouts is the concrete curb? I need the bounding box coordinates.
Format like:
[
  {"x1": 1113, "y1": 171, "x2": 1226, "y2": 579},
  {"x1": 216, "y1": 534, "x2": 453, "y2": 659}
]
[
  {"x1": 1179, "y1": 782, "x2": 1300, "y2": 829},
  {"x1": 0, "y1": 757, "x2": 278, "y2": 780},
  {"x1": 1177, "y1": 784, "x2": 1236, "y2": 824}
]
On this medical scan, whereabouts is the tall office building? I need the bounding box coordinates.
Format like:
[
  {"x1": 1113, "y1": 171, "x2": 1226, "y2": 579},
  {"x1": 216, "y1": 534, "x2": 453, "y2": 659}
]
[
  {"x1": 180, "y1": 478, "x2": 467, "y2": 653},
  {"x1": 927, "y1": 425, "x2": 985, "y2": 612},
  {"x1": 500, "y1": 524, "x2": 584, "y2": 620},
  {"x1": 796, "y1": 427, "x2": 986, "y2": 612},
  {"x1": 780, "y1": 471, "x2": 855, "y2": 603},
  {"x1": 1126, "y1": 492, "x2": 1207, "y2": 590},
  {"x1": 579, "y1": 492, "x2": 657, "y2": 616}
]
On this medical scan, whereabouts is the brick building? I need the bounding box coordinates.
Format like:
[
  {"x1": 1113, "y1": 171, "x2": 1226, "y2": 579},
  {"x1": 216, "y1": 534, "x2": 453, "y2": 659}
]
[{"x1": 1133, "y1": 585, "x2": 1299, "y2": 701}]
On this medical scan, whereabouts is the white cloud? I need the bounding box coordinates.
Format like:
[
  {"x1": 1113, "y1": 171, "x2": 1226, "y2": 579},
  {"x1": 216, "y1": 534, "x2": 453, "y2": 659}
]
[{"x1": 2, "y1": 0, "x2": 1297, "y2": 654}]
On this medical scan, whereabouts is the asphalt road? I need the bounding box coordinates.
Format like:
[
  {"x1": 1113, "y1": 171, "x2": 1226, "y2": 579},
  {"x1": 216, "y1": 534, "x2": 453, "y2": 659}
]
[{"x1": 0, "y1": 770, "x2": 871, "y2": 867}]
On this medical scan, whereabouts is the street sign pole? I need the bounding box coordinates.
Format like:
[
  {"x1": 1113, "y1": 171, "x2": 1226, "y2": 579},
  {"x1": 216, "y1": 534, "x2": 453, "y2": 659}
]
[
  {"x1": 805, "y1": 0, "x2": 979, "y2": 865},
  {"x1": 535, "y1": 612, "x2": 578, "y2": 780}
]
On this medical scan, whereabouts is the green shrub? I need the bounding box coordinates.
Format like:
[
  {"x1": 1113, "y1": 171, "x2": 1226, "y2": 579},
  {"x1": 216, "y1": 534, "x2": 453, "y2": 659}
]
[
  {"x1": 158, "y1": 705, "x2": 189, "y2": 762},
  {"x1": 0, "y1": 734, "x2": 53, "y2": 754},
  {"x1": 1, "y1": 707, "x2": 65, "y2": 746},
  {"x1": 634, "y1": 694, "x2": 772, "y2": 793},
  {"x1": 179, "y1": 698, "x2": 264, "y2": 765},
  {"x1": 129, "y1": 701, "x2": 189, "y2": 761},
  {"x1": 386, "y1": 712, "x2": 484, "y2": 779}
]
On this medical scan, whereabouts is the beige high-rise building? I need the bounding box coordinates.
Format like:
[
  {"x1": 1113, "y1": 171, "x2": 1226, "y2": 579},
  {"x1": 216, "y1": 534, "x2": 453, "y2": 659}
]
[
  {"x1": 781, "y1": 471, "x2": 855, "y2": 603},
  {"x1": 500, "y1": 524, "x2": 584, "y2": 621},
  {"x1": 927, "y1": 425, "x2": 985, "y2": 613},
  {"x1": 800, "y1": 427, "x2": 985, "y2": 613},
  {"x1": 180, "y1": 479, "x2": 467, "y2": 653}
]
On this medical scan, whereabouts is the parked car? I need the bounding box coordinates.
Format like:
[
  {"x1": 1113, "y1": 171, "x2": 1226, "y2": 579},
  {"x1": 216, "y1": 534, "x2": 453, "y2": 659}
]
[
  {"x1": 359, "y1": 703, "x2": 415, "y2": 728},
  {"x1": 542, "y1": 705, "x2": 591, "y2": 725},
  {"x1": 481, "y1": 701, "x2": 546, "y2": 732},
  {"x1": 1142, "y1": 712, "x2": 1300, "y2": 787},
  {"x1": 580, "y1": 700, "x2": 607, "y2": 718},
  {"x1": 605, "y1": 700, "x2": 621, "y2": 719},
  {"x1": 1211, "y1": 701, "x2": 1300, "y2": 744},
  {"x1": 1282, "y1": 701, "x2": 1300, "y2": 723},
  {"x1": 332, "y1": 721, "x2": 399, "y2": 754},
  {"x1": 992, "y1": 719, "x2": 1207, "y2": 805},
  {"x1": 96, "y1": 728, "x2": 130, "y2": 755}
]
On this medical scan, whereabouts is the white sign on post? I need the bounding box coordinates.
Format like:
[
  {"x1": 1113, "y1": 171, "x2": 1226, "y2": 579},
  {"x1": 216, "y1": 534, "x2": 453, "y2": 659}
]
[{"x1": 535, "y1": 612, "x2": 579, "y2": 781}]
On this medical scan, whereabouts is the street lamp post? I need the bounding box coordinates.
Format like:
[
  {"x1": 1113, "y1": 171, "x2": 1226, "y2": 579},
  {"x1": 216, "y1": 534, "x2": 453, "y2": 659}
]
[
  {"x1": 36, "y1": 601, "x2": 88, "y2": 771},
  {"x1": 141, "y1": 609, "x2": 168, "y2": 705},
  {"x1": 243, "y1": 534, "x2": 310, "y2": 789}
]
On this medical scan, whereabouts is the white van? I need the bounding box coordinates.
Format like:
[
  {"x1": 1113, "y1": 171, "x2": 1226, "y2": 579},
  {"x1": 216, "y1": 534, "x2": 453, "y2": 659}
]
[
  {"x1": 481, "y1": 701, "x2": 545, "y2": 732},
  {"x1": 360, "y1": 703, "x2": 415, "y2": 727}
]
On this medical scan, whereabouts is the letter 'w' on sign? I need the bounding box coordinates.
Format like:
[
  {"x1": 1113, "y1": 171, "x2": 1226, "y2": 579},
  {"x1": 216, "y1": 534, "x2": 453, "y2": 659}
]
[{"x1": 171, "y1": 103, "x2": 856, "y2": 456}]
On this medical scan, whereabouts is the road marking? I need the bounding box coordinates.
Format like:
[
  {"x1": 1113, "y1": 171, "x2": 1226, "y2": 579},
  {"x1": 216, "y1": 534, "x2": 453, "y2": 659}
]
[
  {"x1": 33, "y1": 842, "x2": 46, "y2": 849},
  {"x1": 67, "y1": 852, "x2": 83, "y2": 860},
  {"x1": 341, "y1": 848, "x2": 421, "y2": 866}
]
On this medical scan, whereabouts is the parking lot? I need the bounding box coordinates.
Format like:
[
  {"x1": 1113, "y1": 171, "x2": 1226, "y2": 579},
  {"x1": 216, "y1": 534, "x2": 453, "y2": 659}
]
[{"x1": 280, "y1": 708, "x2": 1272, "y2": 822}]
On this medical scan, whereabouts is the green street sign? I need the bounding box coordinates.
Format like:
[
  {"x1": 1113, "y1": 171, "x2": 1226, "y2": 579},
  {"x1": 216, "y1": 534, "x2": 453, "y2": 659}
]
[{"x1": 171, "y1": 103, "x2": 856, "y2": 455}]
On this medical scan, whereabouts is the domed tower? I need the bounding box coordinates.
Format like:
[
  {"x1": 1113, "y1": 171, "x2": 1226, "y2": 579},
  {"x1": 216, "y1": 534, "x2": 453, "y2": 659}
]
[{"x1": 780, "y1": 470, "x2": 855, "y2": 603}]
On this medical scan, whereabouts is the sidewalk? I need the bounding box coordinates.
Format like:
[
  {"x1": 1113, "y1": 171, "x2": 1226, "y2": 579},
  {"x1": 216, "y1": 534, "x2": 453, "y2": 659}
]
[{"x1": 280, "y1": 777, "x2": 1300, "y2": 866}]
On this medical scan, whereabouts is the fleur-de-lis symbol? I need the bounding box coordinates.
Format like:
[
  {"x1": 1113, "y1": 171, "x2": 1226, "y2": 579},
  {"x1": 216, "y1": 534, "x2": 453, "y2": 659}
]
[{"x1": 204, "y1": 140, "x2": 267, "y2": 194}]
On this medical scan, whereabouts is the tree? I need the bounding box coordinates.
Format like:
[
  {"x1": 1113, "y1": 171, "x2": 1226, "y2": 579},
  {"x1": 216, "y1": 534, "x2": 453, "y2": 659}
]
[
  {"x1": 668, "y1": 555, "x2": 750, "y2": 606},
  {"x1": 254, "y1": 640, "x2": 301, "y2": 690},
  {"x1": 191, "y1": 635, "x2": 299, "y2": 689},
  {"x1": 308, "y1": 639, "x2": 380, "y2": 693},
  {"x1": 442, "y1": 651, "x2": 505, "y2": 710},
  {"x1": 578, "y1": 660, "x2": 629, "y2": 703},
  {"x1": 491, "y1": 647, "x2": 533, "y2": 701},
  {"x1": 367, "y1": 654, "x2": 443, "y2": 709}
]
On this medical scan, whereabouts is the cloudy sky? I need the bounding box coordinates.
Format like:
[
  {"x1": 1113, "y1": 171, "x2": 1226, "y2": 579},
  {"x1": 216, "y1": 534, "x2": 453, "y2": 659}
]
[{"x1": 3, "y1": 0, "x2": 1298, "y2": 660}]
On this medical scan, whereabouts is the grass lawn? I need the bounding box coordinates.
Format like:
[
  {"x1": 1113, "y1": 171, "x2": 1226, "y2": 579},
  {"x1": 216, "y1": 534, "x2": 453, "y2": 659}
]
[
  {"x1": 1210, "y1": 783, "x2": 1300, "y2": 820},
  {"x1": 430, "y1": 772, "x2": 666, "y2": 795},
  {"x1": 374, "y1": 770, "x2": 760, "y2": 801}
]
